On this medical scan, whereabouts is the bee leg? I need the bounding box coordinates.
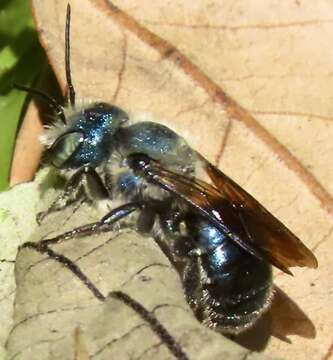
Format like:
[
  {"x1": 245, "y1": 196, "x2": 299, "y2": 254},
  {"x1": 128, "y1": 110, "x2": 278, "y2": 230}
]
[
  {"x1": 154, "y1": 209, "x2": 194, "y2": 273},
  {"x1": 182, "y1": 258, "x2": 204, "y2": 318},
  {"x1": 155, "y1": 225, "x2": 204, "y2": 323},
  {"x1": 37, "y1": 169, "x2": 84, "y2": 224},
  {"x1": 37, "y1": 201, "x2": 145, "y2": 248},
  {"x1": 157, "y1": 209, "x2": 207, "y2": 316},
  {"x1": 159, "y1": 208, "x2": 194, "y2": 256},
  {"x1": 83, "y1": 166, "x2": 110, "y2": 200},
  {"x1": 137, "y1": 205, "x2": 156, "y2": 234},
  {"x1": 37, "y1": 166, "x2": 108, "y2": 224}
]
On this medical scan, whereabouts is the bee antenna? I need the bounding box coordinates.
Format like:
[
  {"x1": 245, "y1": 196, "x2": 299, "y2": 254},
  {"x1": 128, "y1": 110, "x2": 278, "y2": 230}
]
[
  {"x1": 14, "y1": 84, "x2": 67, "y2": 124},
  {"x1": 65, "y1": 4, "x2": 76, "y2": 107}
]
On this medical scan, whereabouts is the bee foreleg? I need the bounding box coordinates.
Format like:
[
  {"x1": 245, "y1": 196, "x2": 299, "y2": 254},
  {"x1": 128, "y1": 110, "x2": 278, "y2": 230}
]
[
  {"x1": 82, "y1": 166, "x2": 110, "y2": 201},
  {"x1": 37, "y1": 166, "x2": 110, "y2": 224},
  {"x1": 37, "y1": 169, "x2": 84, "y2": 224}
]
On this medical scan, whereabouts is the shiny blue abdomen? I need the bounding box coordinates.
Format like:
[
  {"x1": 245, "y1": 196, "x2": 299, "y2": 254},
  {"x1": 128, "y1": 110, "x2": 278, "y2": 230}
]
[{"x1": 187, "y1": 217, "x2": 272, "y2": 320}]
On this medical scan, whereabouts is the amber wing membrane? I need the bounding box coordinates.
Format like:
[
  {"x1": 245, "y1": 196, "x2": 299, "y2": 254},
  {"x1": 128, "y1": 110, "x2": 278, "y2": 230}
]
[
  {"x1": 204, "y1": 160, "x2": 318, "y2": 273},
  {"x1": 147, "y1": 164, "x2": 271, "y2": 264},
  {"x1": 145, "y1": 158, "x2": 317, "y2": 274}
]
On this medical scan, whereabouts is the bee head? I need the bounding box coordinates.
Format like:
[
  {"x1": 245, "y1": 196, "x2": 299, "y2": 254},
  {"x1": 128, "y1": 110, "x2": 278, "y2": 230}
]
[
  {"x1": 44, "y1": 102, "x2": 128, "y2": 169},
  {"x1": 16, "y1": 6, "x2": 130, "y2": 171}
]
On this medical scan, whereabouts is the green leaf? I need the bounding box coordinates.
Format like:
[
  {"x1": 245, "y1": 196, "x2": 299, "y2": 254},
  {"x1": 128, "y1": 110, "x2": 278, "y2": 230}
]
[{"x1": 0, "y1": 0, "x2": 45, "y2": 191}]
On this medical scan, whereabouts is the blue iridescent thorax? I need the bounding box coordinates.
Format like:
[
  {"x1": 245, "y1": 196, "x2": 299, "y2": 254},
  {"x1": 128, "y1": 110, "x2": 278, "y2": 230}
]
[
  {"x1": 117, "y1": 122, "x2": 195, "y2": 168},
  {"x1": 62, "y1": 103, "x2": 128, "y2": 168}
]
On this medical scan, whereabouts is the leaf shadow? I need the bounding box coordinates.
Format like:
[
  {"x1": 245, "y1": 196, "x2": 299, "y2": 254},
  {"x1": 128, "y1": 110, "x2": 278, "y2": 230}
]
[{"x1": 231, "y1": 286, "x2": 316, "y2": 352}]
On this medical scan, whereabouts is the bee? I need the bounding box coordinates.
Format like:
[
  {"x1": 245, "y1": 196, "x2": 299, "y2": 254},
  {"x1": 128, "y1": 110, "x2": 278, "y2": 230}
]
[{"x1": 18, "y1": 4, "x2": 317, "y2": 335}]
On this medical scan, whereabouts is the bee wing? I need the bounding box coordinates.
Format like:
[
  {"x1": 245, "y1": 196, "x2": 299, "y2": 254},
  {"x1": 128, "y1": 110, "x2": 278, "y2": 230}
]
[
  {"x1": 147, "y1": 164, "x2": 271, "y2": 265},
  {"x1": 145, "y1": 158, "x2": 317, "y2": 274},
  {"x1": 203, "y1": 161, "x2": 318, "y2": 273}
]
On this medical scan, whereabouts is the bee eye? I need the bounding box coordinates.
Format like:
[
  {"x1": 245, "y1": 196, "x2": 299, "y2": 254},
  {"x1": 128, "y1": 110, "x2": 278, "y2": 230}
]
[{"x1": 45, "y1": 131, "x2": 84, "y2": 168}]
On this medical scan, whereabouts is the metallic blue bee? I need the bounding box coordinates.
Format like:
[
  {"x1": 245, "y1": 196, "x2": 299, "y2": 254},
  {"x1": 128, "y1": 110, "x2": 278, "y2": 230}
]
[{"x1": 19, "y1": 5, "x2": 317, "y2": 334}]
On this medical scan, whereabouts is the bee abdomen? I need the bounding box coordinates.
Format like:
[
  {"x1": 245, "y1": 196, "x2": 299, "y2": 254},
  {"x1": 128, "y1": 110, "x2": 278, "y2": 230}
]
[
  {"x1": 186, "y1": 217, "x2": 273, "y2": 334},
  {"x1": 201, "y1": 243, "x2": 273, "y2": 333}
]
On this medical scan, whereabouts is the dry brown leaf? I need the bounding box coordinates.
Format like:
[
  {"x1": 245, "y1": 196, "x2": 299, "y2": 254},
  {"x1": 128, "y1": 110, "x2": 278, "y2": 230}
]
[
  {"x1": 10, "y1": 64, "x2": 62, "y2": 186},
  {"x1": 9, "y1": 99, "x2": 44, "y2": 186},
  {"x1": 10, "y1": 0, "x2": 333, "y2": 359}
]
